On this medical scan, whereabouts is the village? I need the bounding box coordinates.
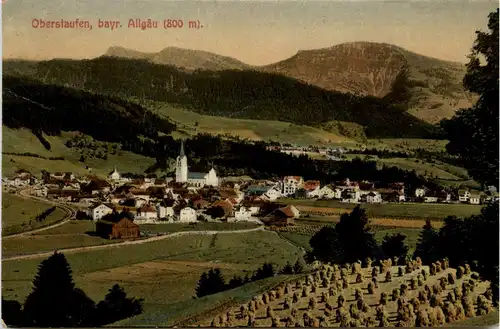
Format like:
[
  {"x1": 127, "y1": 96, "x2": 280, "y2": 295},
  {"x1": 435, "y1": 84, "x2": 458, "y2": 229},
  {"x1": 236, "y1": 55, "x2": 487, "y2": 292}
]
[{"x1": 2, "y1": 141, "x2": 493, "y2": 241}]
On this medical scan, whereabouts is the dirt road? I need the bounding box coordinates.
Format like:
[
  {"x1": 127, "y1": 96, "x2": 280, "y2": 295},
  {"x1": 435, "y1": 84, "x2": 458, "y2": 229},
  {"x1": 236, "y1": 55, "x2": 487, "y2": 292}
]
[
  {"x1": 3, "y1": 226, "x2": 266, "y2": 261},
  {"x1": 3, "y1": 189, "x2": 76, "y2": 239}
]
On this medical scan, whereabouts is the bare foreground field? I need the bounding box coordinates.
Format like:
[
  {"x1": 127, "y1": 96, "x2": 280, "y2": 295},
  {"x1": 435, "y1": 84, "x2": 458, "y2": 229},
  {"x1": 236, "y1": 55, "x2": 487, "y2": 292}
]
[
  {"x1": 195, "y1": 261, "x2": 496, "y2": 327},
  {"x1": 2, "y1": 230, "x2": 304, "y2": 325}
]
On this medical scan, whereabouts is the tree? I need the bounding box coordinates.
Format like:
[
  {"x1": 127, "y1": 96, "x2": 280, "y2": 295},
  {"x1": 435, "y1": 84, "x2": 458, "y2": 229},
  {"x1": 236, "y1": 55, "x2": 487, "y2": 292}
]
[
  {"x1": 310, "y1": 206, "x2": 379, "y2": 263},
  {"x1": 252, "y1": 263, "x2": 276, "y2": 281},
  {"x1": 280, "y1": 261, "x2": 294, "y2": 275},
  {"x1": 23, "y1": 252, "x2": 95, "y2": 327},
  {"x1": 95, "y1": 284, "x2": 143, "y2": 325},
  {"x1": 293, "y1": 257, "x2": 305, "y2": 274},
  {"x1": 205, "y1": 206, "x2": 225, "y2": 219},
  {"x1": 2, "y1": 299, "x2": 23, "y2": 326},
  {"x1": 441, "y1": 9, "x2": 499, "y2": 188},
  {"x1": 195, "y1": 268, "x2": 226, "y2": 298},
  {"x1": 309, "y1": 226, "x2": 344, "y2": 263},
  {"x1": 226, "y1": 275, "x2": 245, "y2": 290},
  {"x1": 413, "y1": 219, "x2": 440, "y2": 263},
  {"x1": 381, "y1": 233, "x2": 409, "y2": 260}
]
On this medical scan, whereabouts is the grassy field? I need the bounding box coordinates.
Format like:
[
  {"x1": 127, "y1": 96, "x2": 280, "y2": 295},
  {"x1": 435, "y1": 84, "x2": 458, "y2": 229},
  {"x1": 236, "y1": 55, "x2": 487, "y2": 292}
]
[
  {"x1": 148, "y1": 102, "x2": 358, "y2": 147},
  {"x1": 2, "y1": 221, "x2": 119, "y2": 258},
  {"x1": 2, "y1": 230, "x2": 304, "y2": 325},
  {"x1": 280, "y1": 198, "x2": 482, "y2": 220},
  {"x1": 276, "y1": 226, "x2": 422, "y2": 256},
  {"x1": 117, "y1": 274, "x2": 305, "y2": 327},
  {"x1": 366, "y1": 138, "x2": 448, "y2": 152},
  {"x1": 140, "y1": 222, "x2": 261, "y2": 234},
  {"x1": 2, "y1": 193, "x2": 67, "y2": 236},
  {"x1": 2, "y1": 127, "x2": 156, "y2": 177},
  {"x1": 3, "y1": 221, "x2": 263, "y2": 258}
]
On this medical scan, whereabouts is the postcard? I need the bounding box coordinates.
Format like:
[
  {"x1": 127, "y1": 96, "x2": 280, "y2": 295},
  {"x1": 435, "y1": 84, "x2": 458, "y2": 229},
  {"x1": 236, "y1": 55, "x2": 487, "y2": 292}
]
[{"x1": 2, "y1": 0, "x2": 498, "y2": 327}]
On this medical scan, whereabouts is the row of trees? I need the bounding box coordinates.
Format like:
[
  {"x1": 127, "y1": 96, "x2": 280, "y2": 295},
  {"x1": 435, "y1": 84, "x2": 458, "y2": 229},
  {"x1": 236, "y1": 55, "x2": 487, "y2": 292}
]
[
  {"x1": 195, "y1": 259, "x2": 305, "y2": 298},
  {"x1": 2, "y1": 252, "x2": 143, "y2": 327},
  {"x1": 34, "y1": 206, "x2": 56, "y2": 223}
]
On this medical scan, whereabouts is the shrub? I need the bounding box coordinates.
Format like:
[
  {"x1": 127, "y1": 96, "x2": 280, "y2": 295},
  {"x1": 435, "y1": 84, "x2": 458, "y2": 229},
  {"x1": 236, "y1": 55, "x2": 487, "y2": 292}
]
[
  {"x1": 355, "y1": 273, "x2": 363, "y2": 283},
  {"x1": 398, "y1": 266, "x2": 404, "y2": 277},
  {"x1": 456, "y1": 266, "x2": 465, "y2": 279}
]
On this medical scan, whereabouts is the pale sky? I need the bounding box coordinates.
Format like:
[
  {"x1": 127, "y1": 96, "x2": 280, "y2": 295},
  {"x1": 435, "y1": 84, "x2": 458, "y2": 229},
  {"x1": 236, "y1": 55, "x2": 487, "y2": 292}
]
[{"x1": 2, "y1": 0, "x2": 497, "y2": 65}]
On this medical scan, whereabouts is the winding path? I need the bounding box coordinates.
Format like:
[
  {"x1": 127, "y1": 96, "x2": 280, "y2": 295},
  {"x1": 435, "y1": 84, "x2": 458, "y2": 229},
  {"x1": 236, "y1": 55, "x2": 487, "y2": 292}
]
[
  {"x1": 3, "y1": 226, "x2": 265, "y2": 261},
  {"x1": 3, "y1": 188, "x2": 76, "y2": 239}
]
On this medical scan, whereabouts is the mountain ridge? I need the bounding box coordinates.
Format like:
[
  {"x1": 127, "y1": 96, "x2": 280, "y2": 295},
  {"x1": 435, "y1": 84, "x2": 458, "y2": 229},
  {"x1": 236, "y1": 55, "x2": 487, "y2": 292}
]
[{"x1": 103, "y1": 45, "x2": 251, "y2": 71}]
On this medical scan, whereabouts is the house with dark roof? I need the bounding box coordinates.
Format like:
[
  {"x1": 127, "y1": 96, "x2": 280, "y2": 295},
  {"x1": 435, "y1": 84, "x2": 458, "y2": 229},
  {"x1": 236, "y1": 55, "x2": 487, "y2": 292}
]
[{"x1": 95, "y1": 217, "x2": 139, "y2": 239}]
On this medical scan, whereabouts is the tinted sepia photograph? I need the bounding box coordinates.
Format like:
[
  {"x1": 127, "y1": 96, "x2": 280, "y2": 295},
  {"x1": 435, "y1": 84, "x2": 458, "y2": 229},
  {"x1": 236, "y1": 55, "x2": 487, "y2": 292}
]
[{"x1": 1, "y1": 0, "x2": 499, "y2": 327}]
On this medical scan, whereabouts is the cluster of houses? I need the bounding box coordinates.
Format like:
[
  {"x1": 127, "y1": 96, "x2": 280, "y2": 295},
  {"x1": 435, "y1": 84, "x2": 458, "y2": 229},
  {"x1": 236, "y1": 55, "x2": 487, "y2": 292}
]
[
  {"x1": 3, "y1": 144, "x2": 495, "y2": 238},
  {"x1": 266, "y1": 144, "x2": 346, "y2": 159}
]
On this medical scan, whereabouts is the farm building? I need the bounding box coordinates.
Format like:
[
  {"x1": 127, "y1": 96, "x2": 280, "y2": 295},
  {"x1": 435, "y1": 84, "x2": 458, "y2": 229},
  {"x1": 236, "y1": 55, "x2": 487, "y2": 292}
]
[
  {"x1": 95, "y1": 217, "x2": 140, "y2": 239},
  {"x1": 263, "y1": 205, "x2": 300, "y2": 226}
]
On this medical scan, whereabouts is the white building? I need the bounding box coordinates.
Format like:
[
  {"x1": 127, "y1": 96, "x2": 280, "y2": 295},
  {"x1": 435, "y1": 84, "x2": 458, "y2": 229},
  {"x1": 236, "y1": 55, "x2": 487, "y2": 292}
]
[
  {"x1": 137, "y1": 204, "x2": 158, "y2": 220},
  {"x1": 264, "y1": 187, "x2": 282, "y2": 201},
  {"x1": 158, "y1": 205, "x2": 175, "y2": 219},
  {"x1": 459, "y1": 189, "x2": 472, "y2": 203},
  {"x1": 469, "y1": 193, "x2": 481, "y2": 205},
  {"x1": 175, "y1": 141, "x2": 219, "y2": 187},
  {"x1": 179, "y1": 207, "x2": 197, "y2": 222},
  {"x1": 318, "y1": 185, "x2": 336, "y2": 199},
  {"x1": 91, "y1": 204, "x2": 113, "y2": 221},
  {"x1": 366, "y1": 192, "x2": 382, "y2": 204},
  {"x1": 108, "y1": 166, "x2": 121, "y2": 181},
  {"x1": 234, "y1": 206, "x2": 252, "y2": 221},
  {"x1": 415, "y1": 187, "x2": 428, "y2": 198},
  {"x1": 281, "y1": 176, "x2": 304, "y2": 196}
]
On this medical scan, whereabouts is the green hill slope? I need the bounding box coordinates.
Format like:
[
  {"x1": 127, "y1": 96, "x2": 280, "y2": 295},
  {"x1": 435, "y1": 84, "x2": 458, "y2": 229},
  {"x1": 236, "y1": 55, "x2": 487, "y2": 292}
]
[{"x1": 3, "y1": 57, "x2": 440, "y2": 139}]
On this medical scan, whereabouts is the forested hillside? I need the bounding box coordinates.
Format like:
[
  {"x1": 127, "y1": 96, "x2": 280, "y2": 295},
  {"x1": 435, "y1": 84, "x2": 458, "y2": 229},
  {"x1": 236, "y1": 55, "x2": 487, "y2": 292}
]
[
  {"x1": 3, "y1": 57, "x2": 441, "y2": 139},
  {"x1": 3, "y1": 75, "x2": 176, "y2": 158}
]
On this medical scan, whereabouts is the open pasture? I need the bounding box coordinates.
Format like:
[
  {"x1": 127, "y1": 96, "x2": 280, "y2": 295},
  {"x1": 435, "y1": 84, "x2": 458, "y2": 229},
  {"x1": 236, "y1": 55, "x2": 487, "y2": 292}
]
[
  {"x1": 279, "y1": 199, "x2": 482, "y2": 220},
  {"x1": 198, "y1": 260, "x2": 495, "y2": 327},
  {"x1": 2, "y1": 193, "x2": 67, "y2": 236},
  {"x1": 2, "y1": 230, "x2": 304, "y2": 325}
]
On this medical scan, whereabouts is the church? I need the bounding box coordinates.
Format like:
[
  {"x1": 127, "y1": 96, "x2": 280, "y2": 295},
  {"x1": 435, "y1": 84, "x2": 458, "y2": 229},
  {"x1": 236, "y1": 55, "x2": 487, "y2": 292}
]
[{"x1": 175, "y1": 141, "x2": 219, "y2": 187}]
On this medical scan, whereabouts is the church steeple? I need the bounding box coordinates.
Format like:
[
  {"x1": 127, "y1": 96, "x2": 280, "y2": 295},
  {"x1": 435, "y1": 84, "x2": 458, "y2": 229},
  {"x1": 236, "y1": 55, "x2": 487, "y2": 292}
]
[{"x1": 180, "y1": 140, "x2": 185, "y2": 157}]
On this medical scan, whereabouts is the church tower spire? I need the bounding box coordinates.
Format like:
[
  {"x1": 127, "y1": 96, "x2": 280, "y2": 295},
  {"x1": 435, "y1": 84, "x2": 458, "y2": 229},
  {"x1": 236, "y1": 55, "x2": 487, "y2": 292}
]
[
  {"x1": 175, "y1": 140, "x2": 188, "y2": 183},
  {"x1": 180, "y1": 140, "x2": 185, "y2": 157}
]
